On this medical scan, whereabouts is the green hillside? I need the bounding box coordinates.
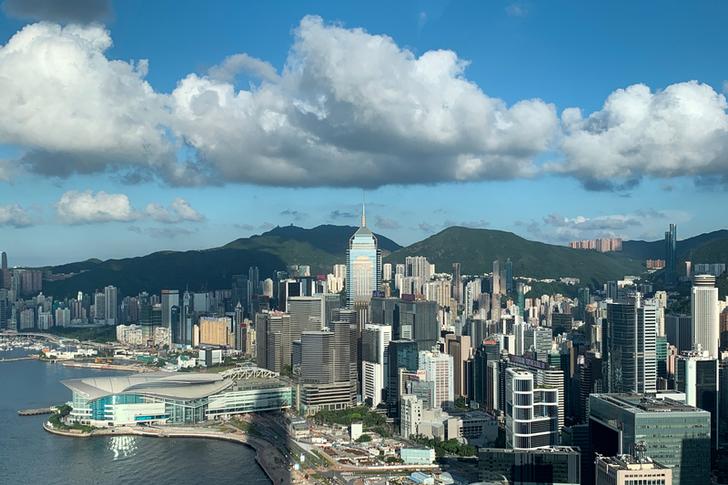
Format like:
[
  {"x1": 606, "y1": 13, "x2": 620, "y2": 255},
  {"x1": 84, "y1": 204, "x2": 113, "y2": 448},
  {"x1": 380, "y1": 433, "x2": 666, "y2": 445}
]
[
  {"x1": 387, "y1": 226, "x2": 644, "y2": 287},
  {"x1": 44, "y1": 225, "x2": 400, "y2": 298},
  {"x1": 622, "y1": 229, "x2": 728, "y2": 261}
]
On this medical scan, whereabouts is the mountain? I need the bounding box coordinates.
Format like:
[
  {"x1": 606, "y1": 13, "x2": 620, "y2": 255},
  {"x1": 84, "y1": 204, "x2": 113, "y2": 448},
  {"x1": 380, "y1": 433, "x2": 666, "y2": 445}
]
[
  {"x1": 44, "y1": 225, "x2": 400, "y2": 298},
  {"x1": 387, "y1": 226, "x2": 644, "y2": 287},
  {"x1": 622, "y1": 229, "x2": 728, "y2": 263}
]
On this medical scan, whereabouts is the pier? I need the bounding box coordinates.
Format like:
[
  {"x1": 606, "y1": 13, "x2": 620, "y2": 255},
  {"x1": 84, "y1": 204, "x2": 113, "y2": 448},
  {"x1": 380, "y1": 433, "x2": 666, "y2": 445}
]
[
  {"x1": 18, "y1": 407, "x2": 54, "y2": 416},
  {"x1": 0, "y1": 356, "x2": 37, "y2": 363}
]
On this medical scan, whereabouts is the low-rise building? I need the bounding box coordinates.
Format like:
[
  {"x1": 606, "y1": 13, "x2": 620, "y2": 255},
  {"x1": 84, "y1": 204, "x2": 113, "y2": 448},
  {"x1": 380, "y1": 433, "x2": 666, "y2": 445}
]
[
  {"x1": 399, "y1": 447, "x2": 436, "y2": 465},
  {"x1": 595, "y1": 454, "x2": 672, "y2": 485}
]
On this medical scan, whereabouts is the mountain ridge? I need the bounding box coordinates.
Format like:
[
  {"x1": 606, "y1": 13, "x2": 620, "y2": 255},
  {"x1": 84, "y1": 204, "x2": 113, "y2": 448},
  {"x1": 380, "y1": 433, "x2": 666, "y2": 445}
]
[{"x1": 42, "y1": 224, "x2": 728, "y2": 298}]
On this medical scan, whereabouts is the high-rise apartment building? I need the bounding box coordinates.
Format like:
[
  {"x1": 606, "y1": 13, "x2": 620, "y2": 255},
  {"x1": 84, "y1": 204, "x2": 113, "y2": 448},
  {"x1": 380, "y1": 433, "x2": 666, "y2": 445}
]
[
  {"x1": 691, "y1": 274, "x2": 719, "y2": 358},
  {"x1": 198, "y1": 316, "x2": 233, "y2": 347},
  {"x1": 418, "y1": 350, "x2": 454, "y2": 408},
  {"x1": 346, "y1": 205, "x2": 381, "y2": 307}
]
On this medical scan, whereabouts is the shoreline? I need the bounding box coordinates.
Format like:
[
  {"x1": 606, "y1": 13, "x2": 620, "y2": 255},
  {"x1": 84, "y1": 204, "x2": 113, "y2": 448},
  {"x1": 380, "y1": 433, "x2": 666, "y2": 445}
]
[{"x1": 43, "y1": 422, "x2": 286, "y2": 484}]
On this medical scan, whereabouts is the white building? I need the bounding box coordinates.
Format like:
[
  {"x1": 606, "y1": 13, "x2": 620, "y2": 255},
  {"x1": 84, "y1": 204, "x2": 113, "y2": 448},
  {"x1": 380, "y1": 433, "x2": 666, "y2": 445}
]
[
  {"x1": 504, "y1": 368, "x2": 559, "y2": 450},
  {"x1": 418, "y1": 349, "x2": 454, "y2": 409},
  {"x1": 692, "y1": 274, "x2": 719, "y2": 358}
]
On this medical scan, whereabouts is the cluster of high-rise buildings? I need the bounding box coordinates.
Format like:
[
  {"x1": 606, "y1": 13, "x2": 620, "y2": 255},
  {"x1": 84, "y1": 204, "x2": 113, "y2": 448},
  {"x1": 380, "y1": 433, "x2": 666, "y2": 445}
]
[
  {"x1": 5, "y1": 219, "x2": 728, "y2": 484},
  {"x1": 568, "y1": 238, "x2": 623, "y2": 252}
]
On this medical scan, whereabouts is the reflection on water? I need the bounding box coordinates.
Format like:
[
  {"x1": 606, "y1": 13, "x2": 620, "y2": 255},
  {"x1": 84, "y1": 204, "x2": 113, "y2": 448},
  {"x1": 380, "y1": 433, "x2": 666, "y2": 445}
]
[{"x1": 108, "y1": 435, "x2": 138, "y2": 460}]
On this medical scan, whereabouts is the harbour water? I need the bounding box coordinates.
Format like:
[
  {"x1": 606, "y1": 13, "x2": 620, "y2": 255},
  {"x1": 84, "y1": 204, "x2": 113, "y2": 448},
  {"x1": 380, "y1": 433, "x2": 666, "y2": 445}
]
[{"x1": 0, "y1": 352, "x2": 270, "y2": 485}]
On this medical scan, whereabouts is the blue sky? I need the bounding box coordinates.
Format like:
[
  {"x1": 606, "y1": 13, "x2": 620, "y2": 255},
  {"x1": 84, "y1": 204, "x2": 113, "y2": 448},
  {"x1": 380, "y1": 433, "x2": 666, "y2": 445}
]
[{"x1": 0, "y1": 0, "x2": 726, "y2": 265}]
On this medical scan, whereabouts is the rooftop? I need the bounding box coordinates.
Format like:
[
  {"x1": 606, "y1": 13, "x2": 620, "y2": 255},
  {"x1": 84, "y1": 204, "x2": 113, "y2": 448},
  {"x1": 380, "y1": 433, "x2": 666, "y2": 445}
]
[
  {"x1": 597, "y1": 454, "x2": 669, "y2": 471},
  {"x1": 591, "y1": 393, "x2": 706, "y2": 413},
  {"x1": 62, "y1": 372, "x2": 233, "y2": 401}
]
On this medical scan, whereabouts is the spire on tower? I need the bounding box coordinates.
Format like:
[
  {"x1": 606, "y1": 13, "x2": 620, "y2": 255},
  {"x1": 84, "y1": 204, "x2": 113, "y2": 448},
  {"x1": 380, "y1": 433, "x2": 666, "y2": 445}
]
[{"x1": 361, "y1": 201, "x2": 366, "y2": 227}]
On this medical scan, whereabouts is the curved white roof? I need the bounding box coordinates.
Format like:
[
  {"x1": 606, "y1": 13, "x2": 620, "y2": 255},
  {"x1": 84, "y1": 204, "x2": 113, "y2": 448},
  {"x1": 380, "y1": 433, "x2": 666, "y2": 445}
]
[{"x1": 62, "y1": 372, "x2": 233, "y2": 401}]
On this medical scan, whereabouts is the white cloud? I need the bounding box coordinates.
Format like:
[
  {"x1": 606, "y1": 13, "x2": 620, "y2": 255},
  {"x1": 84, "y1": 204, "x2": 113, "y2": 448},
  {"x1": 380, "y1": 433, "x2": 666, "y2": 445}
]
[
  {"x1": 145, "y1": 197, "x2": 204, "y2": 223},
  {"x1": 0, "y1": 22, "x2": 174, "y2": 178},
  {"x1": 555, "y1": 81, "x2": 728, "y2": 189},
  {"x1": 171, "y1": 16, "x2": 558, "y2": 187},
  {"x1": 523, "y1": 209, "x2": 689, "y2": 243},
  {"x1": 2, "y1": 18, "x2": 727, "y2": 191},
  {"x1": 0, "y1": 204, "x2": 32, "y2": 227},
  {"x1": 0, "y1": 17, "x2": 558, "y2": 188},
  {"x1": 56, "y1": 190, "x2": 137, "y2": 224},
  {"x1": 208, "y1": 53, "x2": 279, "y2": 83}
]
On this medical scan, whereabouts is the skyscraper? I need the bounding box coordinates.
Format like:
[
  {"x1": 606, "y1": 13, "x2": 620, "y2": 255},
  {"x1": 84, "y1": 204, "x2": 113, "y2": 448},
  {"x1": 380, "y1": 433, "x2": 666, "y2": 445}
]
[
  {"x1": 505, "y1": 257, "x2": 514, "y2": 293},
  {"x1": 492, "y1": 259, "x2": 501, "y2": 295},
  {"x1": 676, "y1": 349, "x2": 719, "y2": 449},
  {"x1": 452, "y1": 262, "x2": 462, "y2": 304},
  {"x1": 1, "y1": 251, "x2": 9, "y2": 289},
  {"x1": 161, "y1": 289, "x2": 179, "y2": 329},
  {"x1": 104, "y1": 285, "x2": 118, "y2": 325},
  {"x1": 691, "y1": 274, "x2": 719, "y2": 358},
  {"x1": 387, "y1": 339, "x2": 419, "y2": 418},
  {"x1": 664, "y1": 224, "x2": 677, "y2": 284},
  {"x1": 361, "y1": 323, "x2": 392, "y2": 407},
  {"x1": 301, "y1": 330, "x2": 335, "y2": 384},
  {"x1": 606, "y1": 295, "x2": 657, "y2": 394},
  {"x1": 504, "y1": 368, "x2": 559, "y2": 449},
  {"x1": 346, "y1": 204, "x2": 382, "y2": 307}
]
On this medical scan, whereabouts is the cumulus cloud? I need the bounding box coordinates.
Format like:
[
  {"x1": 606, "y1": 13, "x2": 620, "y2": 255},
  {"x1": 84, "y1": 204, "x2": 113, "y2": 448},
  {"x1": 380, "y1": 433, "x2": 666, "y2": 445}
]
[
  {"x1": 172, "y1": 16, "x2": 558, "y2": 187},
  {"x1": 329, "y1": 209, "x2": 356, "y2": 220},
  {"x1": 0, "y1": 17, "x2": 558, "y2": 187},
  {"x1": 1, "y1": 0, "x2": 112, "y2": 24},
  {"x1": 56, "y1": 190, "x2": 205, "y2": 225},
  {"x1": 555, "y1": 81, "x2": 728, "y2": 190},
  {"x1": 0, "y1": 204, "x2": 32, "y2": 227},
  {"x1": 145, "y1": 198, "x2": 204, "y2": 223},
  {"x1": 208, "y1": 53, "x2": 279, "y2": 83},
  {"x1": 0, "y1": 23, "x2": 173, "y2": 179},
  {"x1": 56, "y1": 190, "x2": 137, "y2": 224},
  {"x1": 2, "y1": 18, "x2": 727, "y2": 191}
]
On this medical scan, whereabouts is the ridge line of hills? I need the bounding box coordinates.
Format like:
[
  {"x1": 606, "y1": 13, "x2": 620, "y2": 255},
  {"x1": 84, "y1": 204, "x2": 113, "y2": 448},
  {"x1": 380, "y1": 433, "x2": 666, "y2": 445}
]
[{"x1": 41, "y1": 224, "x2": 728, "y2": 298}]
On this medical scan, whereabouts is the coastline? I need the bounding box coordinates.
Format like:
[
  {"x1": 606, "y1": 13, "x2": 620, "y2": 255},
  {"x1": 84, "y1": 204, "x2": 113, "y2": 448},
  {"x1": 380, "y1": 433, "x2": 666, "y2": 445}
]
[{"x1": 43, "y1": 422, "x2": 288, "y2": 484}]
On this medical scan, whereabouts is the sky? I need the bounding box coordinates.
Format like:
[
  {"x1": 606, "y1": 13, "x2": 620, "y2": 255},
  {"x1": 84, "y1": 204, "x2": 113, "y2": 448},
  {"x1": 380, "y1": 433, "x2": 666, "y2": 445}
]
[{"x1": 0, "y1": 0, "x2": 727, "y2": 266}]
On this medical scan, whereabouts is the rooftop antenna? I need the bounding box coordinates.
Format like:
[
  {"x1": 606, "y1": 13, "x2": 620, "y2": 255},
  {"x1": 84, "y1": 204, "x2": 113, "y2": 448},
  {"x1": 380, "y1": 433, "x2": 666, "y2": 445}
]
[{"x1": 361, "y1": 190, "x2": 366, "y2": 227}]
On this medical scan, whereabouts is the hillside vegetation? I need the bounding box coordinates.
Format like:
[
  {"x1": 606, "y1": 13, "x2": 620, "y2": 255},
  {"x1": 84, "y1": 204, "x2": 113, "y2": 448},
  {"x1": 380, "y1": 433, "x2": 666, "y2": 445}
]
[{"x1": 387, "y1": 226, "x2": 644, "y2": 287}]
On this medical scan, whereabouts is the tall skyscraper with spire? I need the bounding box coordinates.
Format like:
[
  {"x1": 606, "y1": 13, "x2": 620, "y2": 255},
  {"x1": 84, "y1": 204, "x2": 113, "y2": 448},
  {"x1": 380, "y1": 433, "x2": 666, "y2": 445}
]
[{"x1": 346, "y1": 203, "x2": 382, "y2": 307}]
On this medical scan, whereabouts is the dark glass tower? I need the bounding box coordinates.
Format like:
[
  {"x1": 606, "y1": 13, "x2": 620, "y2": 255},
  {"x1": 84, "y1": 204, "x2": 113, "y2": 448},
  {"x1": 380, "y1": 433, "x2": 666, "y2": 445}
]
[{"x1": 665, "y1": 223, "x2": 677, "y2": 284}]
